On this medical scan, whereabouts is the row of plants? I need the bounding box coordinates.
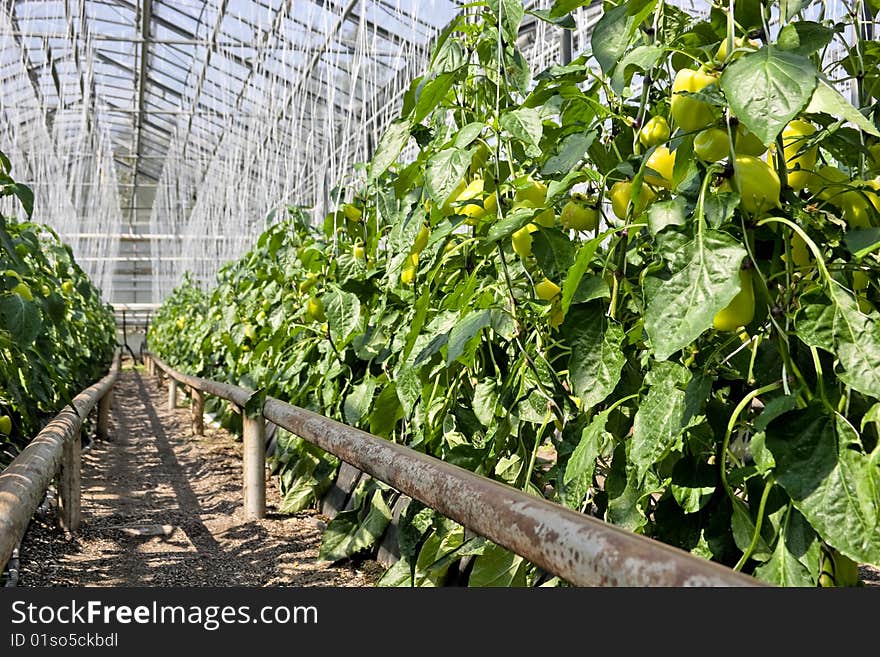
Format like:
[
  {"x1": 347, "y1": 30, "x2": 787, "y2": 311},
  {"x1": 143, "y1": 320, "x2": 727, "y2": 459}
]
[
  {"x1": 149, "y1": 0, "x2": 880, "y2": 586},
  {"x1": 1, "y1": 151, "x2": 117, "y2": 467}
]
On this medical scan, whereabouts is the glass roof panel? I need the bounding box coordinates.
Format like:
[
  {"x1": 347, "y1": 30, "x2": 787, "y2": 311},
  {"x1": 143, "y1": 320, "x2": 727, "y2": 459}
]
[{"x1": 1, "y1": 0, "x2": 467, "y2": 305}]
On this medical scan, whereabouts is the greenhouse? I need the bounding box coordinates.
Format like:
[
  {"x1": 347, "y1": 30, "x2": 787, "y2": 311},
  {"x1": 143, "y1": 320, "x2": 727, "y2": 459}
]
[{"x1": 1, "y1": 0, "x2": 879, "y2": 596}]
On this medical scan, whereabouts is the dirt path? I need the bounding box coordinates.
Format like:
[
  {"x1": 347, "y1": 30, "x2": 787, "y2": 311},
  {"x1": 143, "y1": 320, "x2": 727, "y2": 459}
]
[{"x1": 17, "y1": 366, "x2": 377, "y2": 587}]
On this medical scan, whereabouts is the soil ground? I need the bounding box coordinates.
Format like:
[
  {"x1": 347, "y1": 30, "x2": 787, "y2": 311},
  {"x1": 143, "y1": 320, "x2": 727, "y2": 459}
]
[{"x1": 16, "y1": 365, "x2": 379, "y2": 587}]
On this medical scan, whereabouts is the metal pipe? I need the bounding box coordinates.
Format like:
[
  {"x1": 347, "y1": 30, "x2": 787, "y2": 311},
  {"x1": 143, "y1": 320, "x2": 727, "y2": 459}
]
[
  {"x1": 0, "y1": 359, "x2": 119, "y2": 569},
  {"x1": 146, "y1": 354, "x2": 761, "y2": 587},
  {"x1": 167, "y1": 379, "x2": 178, "y2": 412},
  {"x1": 243, "y1": 414, "x2": 266, "y2": 519},
  {"x1": 560, "y1": 27, "x2": 572, "y2": 65}
]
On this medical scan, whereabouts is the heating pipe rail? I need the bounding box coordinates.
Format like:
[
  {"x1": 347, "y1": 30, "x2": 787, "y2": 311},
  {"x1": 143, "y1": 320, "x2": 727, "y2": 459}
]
[{"x1": 145, "y1": 352, "x2": 762, "y2": 588}]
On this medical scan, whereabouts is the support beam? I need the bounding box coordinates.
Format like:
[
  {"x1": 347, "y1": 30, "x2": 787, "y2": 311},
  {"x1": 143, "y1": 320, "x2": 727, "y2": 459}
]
[{"x1": 129, "y1": 0, "x2": 153, "y2": 231}]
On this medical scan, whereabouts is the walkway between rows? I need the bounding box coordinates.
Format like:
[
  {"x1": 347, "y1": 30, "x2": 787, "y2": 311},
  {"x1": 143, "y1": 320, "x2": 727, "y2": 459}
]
[{"x1": 17, "y1": 365, "x2": 376, "y2": 587}]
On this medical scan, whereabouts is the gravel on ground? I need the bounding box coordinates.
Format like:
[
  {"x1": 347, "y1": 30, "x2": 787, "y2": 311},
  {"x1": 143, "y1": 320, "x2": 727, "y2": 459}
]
[{"x1": 16, "y1": 365, "x2": 378, "y2": 587}]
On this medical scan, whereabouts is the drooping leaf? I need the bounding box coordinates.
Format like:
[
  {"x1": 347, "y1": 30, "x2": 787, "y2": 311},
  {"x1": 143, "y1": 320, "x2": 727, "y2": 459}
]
[
  {"x1": 500, "y1": 107, "x2": 543, "y2": 158},
  {"x1": 805, "y1": 80, "x2": 880, "y2": 137},
  {"x1": 766, "y1": 405, "x2": 880, "y2": 564},
  {"x1": 447, "y1": 309, "x2": 493, "y2": 365},
  {"x1": 720, "y1": 46, "x2": 818, "y2": 146},
  {"x1": 645, "y1": 230, "x2": 747, "y2": 360},
  {"x1": 468, "y1": 542, "x2": 528, "y2": 587},
  {"x1": 562, "y1": 409, "x2": 612, "y2": 509},
  {"x1": 630, "y1": 361, "x2": 690, "y2": 479},
  {"x1": 344, "y1": 378, "x2": 377, "y2": 425},
  {"x1": 0, "y1": 293, "x2": 42, "y2": 344},
  {"x1": 425, "y1": 148, "x2": 471, "y2": 208},
  {"x1": 541, "y1": 131, "x2": 594, "y2": 175},
  {"x1": 562, "y1": 304, "x2": 625, "y2": 412},
  {"x1": 777, "y1": 21, "x2": 834, "y2": 56},
  {"x1": 368, "y1": 119, "x2": 411, "y2": 183}
]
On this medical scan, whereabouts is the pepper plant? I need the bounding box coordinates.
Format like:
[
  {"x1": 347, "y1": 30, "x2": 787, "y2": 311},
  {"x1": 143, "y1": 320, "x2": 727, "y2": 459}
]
[
  {"x1": 1, "y1": 151, "x2": 117, "y2": 467},
  {"x1": 150, "y1": 0, "x2": 880, "y2": 586}
]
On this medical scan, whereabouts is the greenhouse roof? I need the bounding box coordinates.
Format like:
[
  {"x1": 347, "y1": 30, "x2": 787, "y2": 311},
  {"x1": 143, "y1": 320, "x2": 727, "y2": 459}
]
[{"x1": 1, "y1": 0, "x2": 467, "y2": 306}]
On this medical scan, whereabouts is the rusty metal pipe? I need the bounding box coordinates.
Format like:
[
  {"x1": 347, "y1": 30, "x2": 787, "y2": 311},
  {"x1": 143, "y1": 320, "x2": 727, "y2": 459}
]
[
  {"x1": 0, "y1": 359, "x2": 119, "y2": 569},
  {"x1": 146, "y1": 353, "x2": 762, "y2": 587}
]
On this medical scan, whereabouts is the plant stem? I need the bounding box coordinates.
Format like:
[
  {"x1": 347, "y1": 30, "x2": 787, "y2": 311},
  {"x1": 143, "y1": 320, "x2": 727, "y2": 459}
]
[
  {"x1": 720, "y1": 381, "x2": 783, "y2": 499},
  {"x1": 733, "y1": 475, "x2": 774, "y2": 571}
]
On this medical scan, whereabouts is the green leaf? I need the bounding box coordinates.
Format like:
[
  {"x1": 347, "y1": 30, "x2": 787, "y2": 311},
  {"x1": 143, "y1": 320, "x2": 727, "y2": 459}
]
[
  {"x1": 454, "y1": 122, "x2": 486, "y2": 149},
  {"x1": 324, "y1": 287, "x2": 361, "y2": 348},
  {"x1": 590, "y1": 4, "x2": 635, "y2": 75},
  {"x1": 780, "y1": 0, "x2": 812, "y2": 23},
  {"x1": 411, "y1": 311, "x2": 458, "y2": 367},
  {"x1": 447, "y1": 309, "x2": 492, "y2": 365},
  {"x1": 562, "y1": 410, "x2": 612, "y2": 509},
  {"x1": 318, "y1": 489, "x2": 392, "y2": 563},
  {"x1": 368, "y1": 119, "x2": 411, "y2": 183},
  {"x1": 426, "y1": 148, "x2": 471, "y2": 208},
  {"x1": 9, "y1": 183, "x2": 33, "y2": 218},
  {"x1": 605, "y1": 443, "x2": 655, "y2": 533},
  {"x1": 703, "y1": 191, "x2": 740, "y2": 229},
  {"x1": 244, "y1": 387, "x2": 267, "y2": 418},
  {"x1": 610, "y1": 45, "x2": 663, "y2": 95},
  {"x1": 720, "y1": 46, "x2": 818, "y2": 146},
  {"x1": 805, "y1": 80, "x2": 880, "y2": 137},
  {"x1": 430, "y1": 37, "x2": 466, "y2": 74},
  {"x1": 528, "y1": 8, "x2": 576, "y2": 29},
  {"x1": 549, "y1": 0, "x2": 591, "y2": 19},
  {"x1": 344, "y1": 378, "x2": 377, "y2": 425},
  {"x1": 500, "y1": 107, "x2": 543, "y2": 158},
  {"x1": 561, "y1": 237, "x2": 602, "y2": 314},
  {"x1": 562, "y1": 304, "x2": 625, "y2": 412},
  {"x1": 844, "y1": 228, "x2": 880, "y2": 259},
  {"x1": 777, "y1": 21, "x2": 834, "y2": 56},
  {"x1": 647, "y1": 197, "x2": 688, "y2": 235},
  {"x1": 473, "y1": 379, "x2": 499, "y2": 427},
  {"x1": 570, "y1": 275, "x2": 610, "y2": 305},
  {"x1": 754, "y1": 508, "x2": 815, "y2": 586},
  {"x1": 631, "y1": 361, "x2": 690, "y2": 479},
  {"x1": 532, "y1": 228, "x2": 575, "y2": 281},
  {"x1": 487, "y1": 206, "x2": 535, "y2": 243},
  {"x1": 468, "y1": 542, "x2": 527, "y2": 587},
  {"x1": 369, "y1": 383, "x2": 403, "y2": 437},
  {"x1": 671, "y1": 457, "x2": 715, "y2": 514},
  {"x1": 547, "y1": 169, "x2": 592, "y2": 202},
  {"x1": 798, "y1": 284, "x2": 880, "y2": 399},
  {"x1": 766, "y1": 405, "x2": 880, "y2": 564},
  {"x1": 730, "y1": 496, "x2": 772, "y2": 561},
  {"x1": 645, "y1": 230, "x2": 747, "y2": 361},
  {"x1": 412, "y1": 73, "x2": 455, "y2": 124},
  {"x1": 541, "y1": 131, "x2": 594, "y2": 175},
  {"x1": 490, "y1": 0, "x2": 524, "y2": 44},
  {"x1": 0, "y1": 293, "x2": 42, "y2": 344}
]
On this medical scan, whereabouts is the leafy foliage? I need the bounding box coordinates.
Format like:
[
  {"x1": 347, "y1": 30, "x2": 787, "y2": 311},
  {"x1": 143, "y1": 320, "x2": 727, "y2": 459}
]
[
  {"x1": 0, "y1": 152, "x2": 117, "y2": 466},
  {"x1": 151, "y1": 1, "x2": 880, "y2": 586}
]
